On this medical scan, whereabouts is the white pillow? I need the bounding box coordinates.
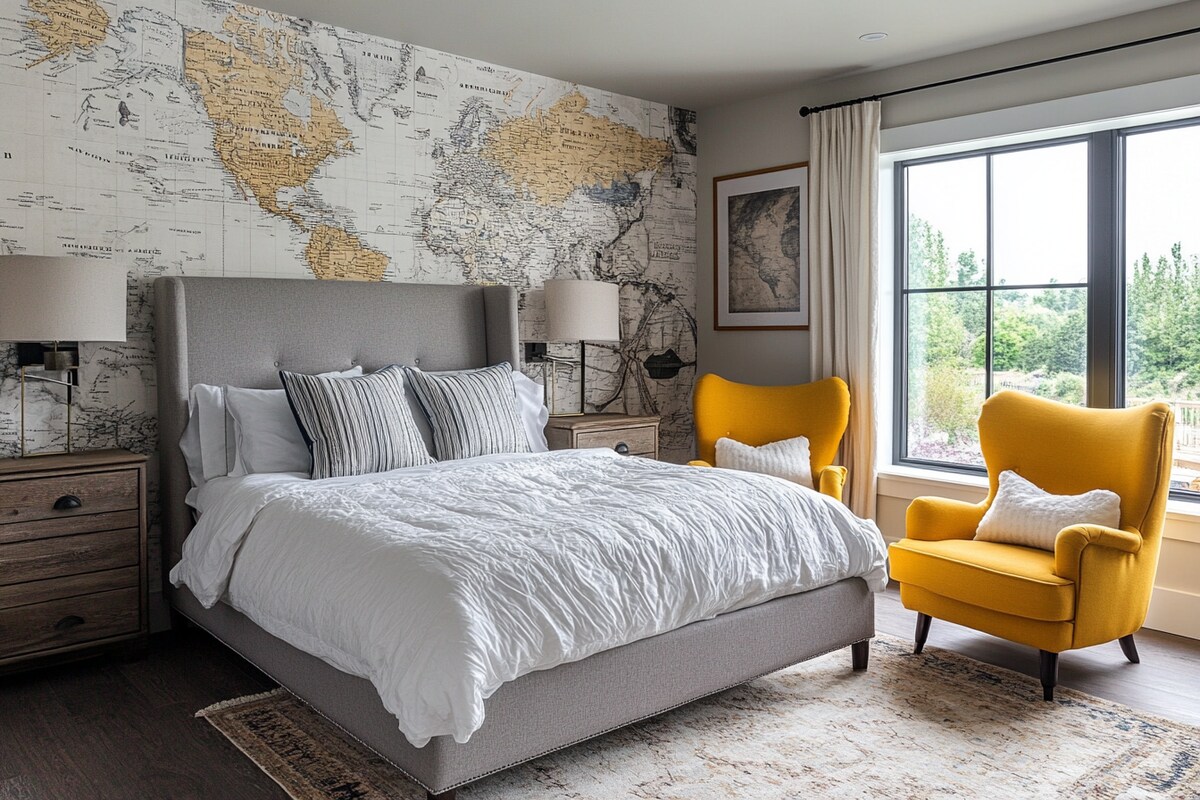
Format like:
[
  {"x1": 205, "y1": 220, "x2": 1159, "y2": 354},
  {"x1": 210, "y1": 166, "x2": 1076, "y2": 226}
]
[
  {"x1": 975, "y1": 470, "x2": 1121, "y2": 551},
  {"x1": 179, "y1": 384, "x2": 235, "y2": 507},
  {"x1": 512, "y1": 371, "x2": 549, "y2": 453},
  {"x1": 714, "y1": 435, "x2": 814, "y2": 490},
  {"x1": 193, "y1": 383, "x2": 232, "y2": 481},
  {"x1": 227, "y1": 366, "x2": 362, "y2": 475},
  {"x1": 179, "y1": 390, "x2": 207, "y2": 489}
]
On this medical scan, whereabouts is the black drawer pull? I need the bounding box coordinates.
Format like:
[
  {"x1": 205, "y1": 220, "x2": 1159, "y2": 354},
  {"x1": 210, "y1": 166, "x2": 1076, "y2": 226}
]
[
  {"x1": 54, "y1": 615, "x2": 85, "y2": 631},
  {"x1": 53, "y1": 494, "x2": 82, "y2": 511},
  {"x1": 614, "y1": 442, "x2": 630, "y2": 455}
]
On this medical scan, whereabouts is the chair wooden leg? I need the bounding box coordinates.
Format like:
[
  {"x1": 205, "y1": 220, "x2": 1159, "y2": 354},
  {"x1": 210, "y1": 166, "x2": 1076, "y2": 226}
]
[
  {"x1": 914, "y1": 613, "x2": 932, "y2": 654},
  {"x1": 1119, "y1": 634, "x2": 1140, "y2": 664},
  {"x1": 851, "y1": 639, "x2": 869, "y2": 671},
  {"x1": 428, "y1": 791, "x2": 456, "y2": 800},
  {"x1": 1039, "y1": 650, "x2": 1059, "y2": 701}
]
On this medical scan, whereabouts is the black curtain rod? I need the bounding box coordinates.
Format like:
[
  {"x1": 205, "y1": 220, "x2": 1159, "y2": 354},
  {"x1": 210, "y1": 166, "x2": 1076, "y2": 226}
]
[{"x1": 798, "y1": 25, "x2": 1200, "y2": 117}]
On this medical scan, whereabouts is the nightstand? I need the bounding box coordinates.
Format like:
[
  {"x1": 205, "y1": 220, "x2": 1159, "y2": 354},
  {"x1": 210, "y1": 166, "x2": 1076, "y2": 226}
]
[
  {"x1": 0, "y1": 449, "x2": 148, "y2": 673},
  {"x1": 545, "y1": 414, "x2": 660, "y2": 459}
]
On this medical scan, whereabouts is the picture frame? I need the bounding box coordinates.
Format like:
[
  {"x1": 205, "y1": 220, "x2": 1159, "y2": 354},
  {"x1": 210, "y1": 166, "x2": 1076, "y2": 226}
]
[{"x1": 713, "y1": 162, "x2": 809, "y2": 330}]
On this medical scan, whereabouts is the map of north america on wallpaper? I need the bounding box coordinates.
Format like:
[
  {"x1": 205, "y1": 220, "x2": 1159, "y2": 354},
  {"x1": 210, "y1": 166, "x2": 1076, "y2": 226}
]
[
  {"x1": 0, "y1": 0, "x2": 697, "y2": 468},
  {"x1": 0, "y1": 0, "x2": 696, "y2": 584}
]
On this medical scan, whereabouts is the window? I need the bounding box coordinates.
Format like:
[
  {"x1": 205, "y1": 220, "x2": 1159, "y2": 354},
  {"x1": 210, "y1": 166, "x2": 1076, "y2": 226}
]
[
  {"x1": 1124, "y1": 121, "x2": 1200, "y2": 493},
  {"x1": 895, "y1": 116, "x2": 1200, "y2": 497}
]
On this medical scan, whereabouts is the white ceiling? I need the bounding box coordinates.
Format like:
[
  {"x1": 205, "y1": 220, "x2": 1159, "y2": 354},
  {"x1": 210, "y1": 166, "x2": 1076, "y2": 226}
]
[{"x1": 251, "y1": 0, "x2": 1188, "y2": 110}]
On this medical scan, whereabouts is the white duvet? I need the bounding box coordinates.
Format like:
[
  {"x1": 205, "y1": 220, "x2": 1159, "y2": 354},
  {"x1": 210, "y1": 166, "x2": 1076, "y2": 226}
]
[{"x1": 171, "y1": 448, "x2": 887, "y2": 746}]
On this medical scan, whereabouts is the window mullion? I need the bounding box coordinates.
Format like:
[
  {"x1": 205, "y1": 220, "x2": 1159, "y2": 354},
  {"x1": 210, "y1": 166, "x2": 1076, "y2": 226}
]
[
  {"x1": 893, "y1": 162, "x2": 908, "y2": 467},
  {"x1": 985, "y1": 154, "x2": 994, "y2": 399},
  {"x1": 1086, "y1": 130, "x2": 1119, "y2": 408}
]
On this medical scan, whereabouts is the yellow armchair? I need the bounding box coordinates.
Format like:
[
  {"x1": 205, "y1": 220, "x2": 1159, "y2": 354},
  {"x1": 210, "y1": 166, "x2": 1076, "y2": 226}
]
[
  {"x1": 889, "y1": 390, "x2": 1174, "y2": 700},
  {"x1": 690, "y1": 373, "x2": 850, "y2": 501}
]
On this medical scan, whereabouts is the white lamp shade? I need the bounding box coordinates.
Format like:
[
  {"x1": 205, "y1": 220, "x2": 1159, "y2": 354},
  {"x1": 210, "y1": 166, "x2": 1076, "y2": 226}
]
[
  {"x1": 544, "y1": 279, "x2": 620, "y2": 342},
  {"x1": 0, "y1": 255, "x2": 127, "y2": 343}
]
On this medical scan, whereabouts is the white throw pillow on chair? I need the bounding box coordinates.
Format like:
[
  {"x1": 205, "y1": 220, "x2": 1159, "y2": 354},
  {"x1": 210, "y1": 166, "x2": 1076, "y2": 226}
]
[
  {"x1": 715, "y1": 435, "x2": 814, "y2": 490},
  {"x1": 975, "y1": 469, "x2": 1121, "y2": 551}
]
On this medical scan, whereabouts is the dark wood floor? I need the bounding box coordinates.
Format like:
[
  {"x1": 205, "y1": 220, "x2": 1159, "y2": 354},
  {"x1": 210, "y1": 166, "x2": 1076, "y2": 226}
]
[
  {"x1": 0, "y1": 628, "x2": 283, "y2": 800},
  {"x1": 874, "y1": 589, "x2": 1200, "y2": 726},
  {"x1": 2, "y1": 589, "x2": 1198, "y2": 799}
]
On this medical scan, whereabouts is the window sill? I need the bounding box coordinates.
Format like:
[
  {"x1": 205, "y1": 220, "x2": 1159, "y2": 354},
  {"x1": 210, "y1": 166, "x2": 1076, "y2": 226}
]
[
  {"x1": 877, "y1": 465, "x2": 987, "y2": 504},
  {"x1": 877, "y1": 464, "x2": 1200, "y2": 545}
]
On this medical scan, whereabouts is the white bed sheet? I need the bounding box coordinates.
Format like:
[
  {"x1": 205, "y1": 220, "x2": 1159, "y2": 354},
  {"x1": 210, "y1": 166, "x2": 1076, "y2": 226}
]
[{"x1": 171, "y1": 449, "x2": 887, "y2": 746}]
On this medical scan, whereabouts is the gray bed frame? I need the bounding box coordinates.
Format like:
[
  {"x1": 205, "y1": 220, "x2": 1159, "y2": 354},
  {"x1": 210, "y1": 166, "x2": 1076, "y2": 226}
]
[{"x1": 154, "y1": 276, "x2": 875, "y2": 799}]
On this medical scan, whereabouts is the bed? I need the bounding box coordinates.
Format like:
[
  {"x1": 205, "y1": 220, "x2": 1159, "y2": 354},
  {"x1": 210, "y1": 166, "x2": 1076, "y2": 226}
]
[{"x1": 155, "y1": 276, "x2": 883, "y2": 799}]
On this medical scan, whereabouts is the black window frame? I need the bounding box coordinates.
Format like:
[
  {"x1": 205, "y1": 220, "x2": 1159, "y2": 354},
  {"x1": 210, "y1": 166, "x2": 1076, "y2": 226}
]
[{"x1": 893, "y1": 116, "x2": 1200, "y2": 500}]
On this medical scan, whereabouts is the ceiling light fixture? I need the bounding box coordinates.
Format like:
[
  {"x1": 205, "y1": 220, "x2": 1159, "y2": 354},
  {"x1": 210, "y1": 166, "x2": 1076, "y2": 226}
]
[{"x1": 859, "y1": 32, "x2": 888, "y2": 42}]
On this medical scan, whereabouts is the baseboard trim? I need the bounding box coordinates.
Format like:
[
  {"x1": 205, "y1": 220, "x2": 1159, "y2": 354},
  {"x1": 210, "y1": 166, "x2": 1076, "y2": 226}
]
[{"x1": 1144, "y1": 587, "x2": 1200, "y2": 640}]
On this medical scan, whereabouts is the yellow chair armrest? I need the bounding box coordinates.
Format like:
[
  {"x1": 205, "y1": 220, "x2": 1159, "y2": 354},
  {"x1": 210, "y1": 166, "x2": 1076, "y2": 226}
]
[
  {"x1": 816, "y1": 465, "x2": 847, "y2": 502},
  {"x1": 1054, "y1": 524, "x2": 1142, "y2": 582},
  {"x1": 905, "y1": 496, "x2": 987, "y2": 541},
  {"x1": 687, "y1": 459, "x2": 713, "y2": 468}
]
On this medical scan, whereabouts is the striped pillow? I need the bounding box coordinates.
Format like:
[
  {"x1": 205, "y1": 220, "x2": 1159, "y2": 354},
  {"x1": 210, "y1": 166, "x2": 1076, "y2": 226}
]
[
  {"x1": 280, "y1": 365, "x2": 434, "y2": 479},
  {"x1": 404, "y1": 363, "x2": 531, "y2": 460}
]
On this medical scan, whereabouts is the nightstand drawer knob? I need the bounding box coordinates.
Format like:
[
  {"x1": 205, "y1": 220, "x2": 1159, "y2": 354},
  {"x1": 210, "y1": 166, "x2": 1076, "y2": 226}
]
[
  {"x1": 53, "y1": 494, "x2": 83, "y2": 511},
  {"x1": 614, "y1": 442, "x2": 630, "y2": 455},
  {"x1": 54, "y1": 615, "x2": 85, "y2": 631}
]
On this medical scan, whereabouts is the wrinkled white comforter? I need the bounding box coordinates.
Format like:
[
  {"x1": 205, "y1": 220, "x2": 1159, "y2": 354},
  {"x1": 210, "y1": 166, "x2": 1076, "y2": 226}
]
[{"x1": 171, "y1": 448, "x2": 887, "y2": 746}]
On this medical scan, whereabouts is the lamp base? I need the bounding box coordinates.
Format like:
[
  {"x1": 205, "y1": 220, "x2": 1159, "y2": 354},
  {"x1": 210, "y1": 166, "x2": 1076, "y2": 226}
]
[{"x1": 19, "y1": 365, "x2": 78, "y2": 458}]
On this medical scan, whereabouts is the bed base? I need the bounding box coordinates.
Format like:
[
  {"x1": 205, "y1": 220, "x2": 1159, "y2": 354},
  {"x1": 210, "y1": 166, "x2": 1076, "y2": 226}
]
[
  {"x1": 173, "y1": 578, "x2": 873, "y2": 796},
  {"x1": 154, "y1": 277, "x2": 876, "y2": 795}
]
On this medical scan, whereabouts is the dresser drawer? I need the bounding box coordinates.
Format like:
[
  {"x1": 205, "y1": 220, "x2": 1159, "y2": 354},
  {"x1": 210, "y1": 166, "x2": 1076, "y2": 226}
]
[
  {"x1": 575, "y1": 425, "x2": 657, "y2": 455},
  {"x1": 0, "y1": 566, "x2": 140, "y2": 611},
  {"x1": 0, "y1": 469, "x2": 139, "y2": 526},
  {"x1": 0, "y1": 528, "x2": 139, "y2": 587},
  {"x1": 0, "y1": 510, "x2": 140, "y2": 546},
  {"x1": 0, "y1": 587, "x2": 139, "y2": 658}
]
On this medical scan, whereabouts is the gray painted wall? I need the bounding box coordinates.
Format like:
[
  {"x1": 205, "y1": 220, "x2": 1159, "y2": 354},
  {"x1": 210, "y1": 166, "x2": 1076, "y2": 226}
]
[{"x1": 697, "y1": 0, "x2": 1200, "y2": 385}]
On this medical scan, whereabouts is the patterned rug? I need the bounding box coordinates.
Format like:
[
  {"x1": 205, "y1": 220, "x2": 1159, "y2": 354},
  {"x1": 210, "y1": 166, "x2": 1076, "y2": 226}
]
[{"x1": 197, "y1": 635, "x2": 1200, "y2": 799}]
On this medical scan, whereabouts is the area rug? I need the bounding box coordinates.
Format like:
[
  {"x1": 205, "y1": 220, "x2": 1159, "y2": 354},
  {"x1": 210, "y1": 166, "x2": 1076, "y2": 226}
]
[{"x1": 196, "y1": 635, "x2": 1200, "y2": 799}]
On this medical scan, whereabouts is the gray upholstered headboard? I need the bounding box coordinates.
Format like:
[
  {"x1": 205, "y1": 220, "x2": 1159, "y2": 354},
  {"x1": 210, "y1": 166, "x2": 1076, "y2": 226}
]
[{"x1": 154, "y1": 276, "x2": 519, "y2": 591}]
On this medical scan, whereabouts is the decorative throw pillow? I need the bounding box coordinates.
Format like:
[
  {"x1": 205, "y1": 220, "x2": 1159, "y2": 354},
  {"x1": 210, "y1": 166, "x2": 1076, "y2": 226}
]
[
  {"x1": 404, "y1": 363, "x2": 531, "y2": 460},
  {"x1": 975, "y1": 470, "x2": 1121, "y2": 551},
  {"x1": 227, "y1": 366, "x2": 363, "y2": 475},
  {"x1": 280, "y1": 365, "x2": 433, "y2": 479},
  {"x1": 403, "y1": 368, "x2": 549, "y2": 456},
  {"x1": 714, "y1": 435, "x2": 814, "y2": 490}
]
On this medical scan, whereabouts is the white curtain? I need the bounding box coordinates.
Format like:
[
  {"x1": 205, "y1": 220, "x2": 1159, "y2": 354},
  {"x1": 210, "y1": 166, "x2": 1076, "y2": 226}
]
[{"x1": 808, "y1": 101, "x2": 881, "y2": 519}]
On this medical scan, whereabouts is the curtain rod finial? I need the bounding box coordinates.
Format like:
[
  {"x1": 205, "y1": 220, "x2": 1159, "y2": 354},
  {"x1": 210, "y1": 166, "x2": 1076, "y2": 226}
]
[{"x1": 799, "y1": 106, "x2": 812, "y2": 117}]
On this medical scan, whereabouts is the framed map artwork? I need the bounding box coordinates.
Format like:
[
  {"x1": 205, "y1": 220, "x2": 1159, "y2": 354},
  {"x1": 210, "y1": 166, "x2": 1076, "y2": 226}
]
[{"x1": 713, "y1": 162, "x2": 809, "y2": 330}]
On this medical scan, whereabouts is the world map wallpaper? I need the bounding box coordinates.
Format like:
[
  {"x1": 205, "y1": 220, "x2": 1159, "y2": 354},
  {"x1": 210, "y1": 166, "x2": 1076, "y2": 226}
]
[{"x1": 0, "y1": 0, "x2": 697, "y2": 586}]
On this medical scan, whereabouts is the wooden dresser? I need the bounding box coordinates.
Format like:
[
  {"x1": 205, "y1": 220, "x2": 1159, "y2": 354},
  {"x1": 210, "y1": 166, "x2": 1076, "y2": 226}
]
[
  {"x1": 545, "y1": 414, "x2": 660, "y2": 459},
  {"x1": 0, "y1": 449, "x2": 148, "y2": 673}
]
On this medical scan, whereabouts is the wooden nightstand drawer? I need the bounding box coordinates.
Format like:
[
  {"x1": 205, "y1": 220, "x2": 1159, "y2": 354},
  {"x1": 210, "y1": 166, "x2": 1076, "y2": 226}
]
[
  {"x1": 0, "y1": 528, "x2": 139, "y2": 587},
  {"x1": 0, "y1": 450, "x2": 147, "y2": 673},
  {"x1": 0, "y1": 587, "x2": 140, "y2": 658},
  {"x1": 575, "y1": 425, "x2": 658, "y2": 456},
  {"x1": 0, "y1": 566, "x2": 139, "y2": 611},
  {"x1": 0, "y1": 469, "x2": 139, "y2": 526},
  {"x1": 0, "y1": 509, "x2": 139, "y2": 546},
  {"x1": 546, "y1": 414, "x2": 661, "y2": 459}
]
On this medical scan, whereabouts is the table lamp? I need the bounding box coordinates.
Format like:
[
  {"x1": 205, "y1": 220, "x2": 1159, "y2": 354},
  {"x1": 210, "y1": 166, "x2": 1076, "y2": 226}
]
[
  {"x1": 0, "y1": 255, "x2": 128, "y2": 456},
  {"x1": 544, "y1": 279, "x2": 620, "y2": 416}
]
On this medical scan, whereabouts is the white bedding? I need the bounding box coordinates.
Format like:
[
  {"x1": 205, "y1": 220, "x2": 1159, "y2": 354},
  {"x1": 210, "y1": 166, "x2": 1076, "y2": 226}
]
[{"x1": 171, "y1": 448, "x2": 887, "y2": 746}]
